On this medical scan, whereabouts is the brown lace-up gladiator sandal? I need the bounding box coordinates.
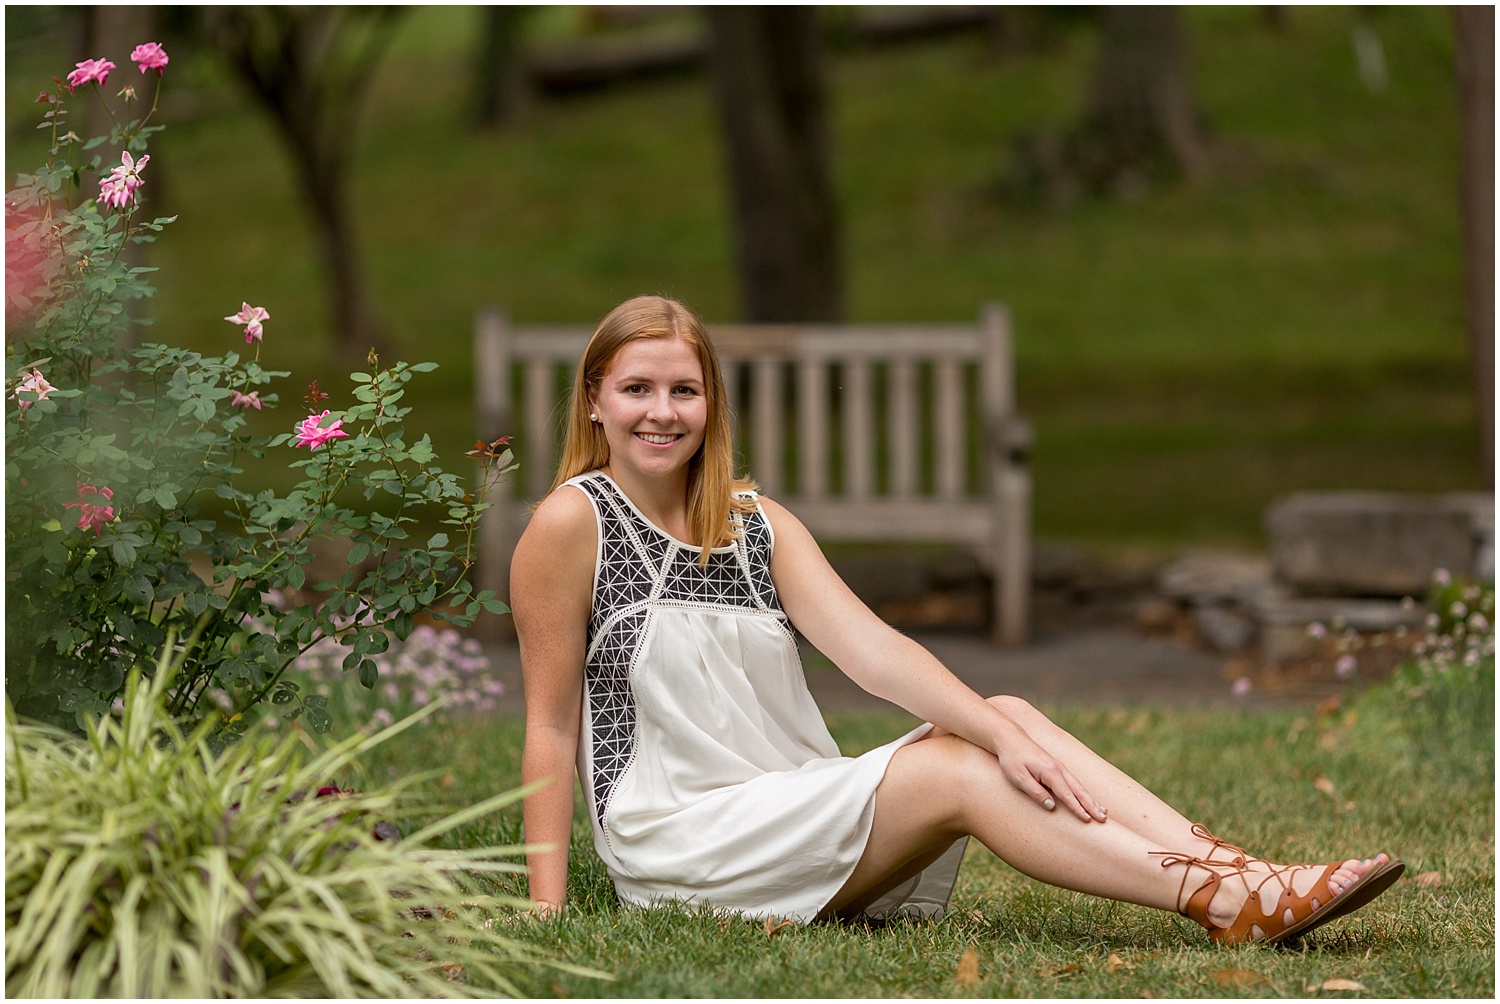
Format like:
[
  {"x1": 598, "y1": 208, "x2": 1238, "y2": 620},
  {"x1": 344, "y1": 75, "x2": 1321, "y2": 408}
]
[{"x1": 1151, "y1": 825, "x2": 1405, "y2": 946}]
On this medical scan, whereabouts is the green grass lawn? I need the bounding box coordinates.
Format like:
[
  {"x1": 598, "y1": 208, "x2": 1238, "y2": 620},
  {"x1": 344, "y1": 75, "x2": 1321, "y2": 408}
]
[
  {"x1": 344, "y1": 684, "x2": 1493, "y2": 998},
  {"x1": 4, "y1": 6, "x2": 1485, "y2": 553}
]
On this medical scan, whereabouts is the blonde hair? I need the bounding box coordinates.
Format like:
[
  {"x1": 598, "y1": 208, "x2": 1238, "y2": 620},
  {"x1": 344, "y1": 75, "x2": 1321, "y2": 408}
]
[{"x1": 550, "y1": 295, "x2": 758, "y2": 565}]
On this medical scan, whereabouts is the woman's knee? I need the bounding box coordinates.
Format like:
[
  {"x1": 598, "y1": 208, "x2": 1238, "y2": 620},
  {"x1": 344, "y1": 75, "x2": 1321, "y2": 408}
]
[{"x1": 891, "y1": 735, "x2": 999, "y2": 820}]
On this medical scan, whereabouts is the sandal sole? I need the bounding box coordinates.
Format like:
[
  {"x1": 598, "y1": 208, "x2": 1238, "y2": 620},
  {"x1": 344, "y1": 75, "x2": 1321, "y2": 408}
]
[{"x1": 1267, "y1": 858, "x2": 1405, "y2": 946}]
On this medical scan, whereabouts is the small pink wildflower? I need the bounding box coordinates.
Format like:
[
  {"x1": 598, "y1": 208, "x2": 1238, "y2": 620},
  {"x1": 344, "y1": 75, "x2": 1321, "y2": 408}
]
[
  {"x1": 224, "y1": 302, "x2": 270, "y2": 343},
  {"x1": 1334, "y1": 654, "x2": 1357, "y2": 680},
  {"x1": 98, "y1": 151, "x2": 149, "y2": 211},
  {"x1": 66, "y1": 57, "x2": 115, "y2": 92},
  {"x1": 1306, "y1": 622, "x2": 1326, "y2": 640},
  {"x1": 229, "y1": 390, "x2": 263, "y2": 410},
  {"x1": 1231, "y1": 676, "x2": 1252, "y2": 698},
  {"x1": 293, "y1": 410, "x2": 349, "y2": 450},
  {"x1": 63, "y1": 482, "x2": 115, "y2": 535},
  {"x1": 11, "y1": 368, "x2": 55, "y2": 410},
  {"x1": 1433, "y1": 568, "x2": 1452, "y2": 587},
  {"x1": 130, "y1": 42, "x2": 169, "y2": 76}
]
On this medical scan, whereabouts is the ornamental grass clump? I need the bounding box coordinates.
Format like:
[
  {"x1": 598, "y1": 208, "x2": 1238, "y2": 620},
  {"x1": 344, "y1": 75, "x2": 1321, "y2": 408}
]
[{"x1": 4, "y1": 647, "x2": 595, "y2": 998}]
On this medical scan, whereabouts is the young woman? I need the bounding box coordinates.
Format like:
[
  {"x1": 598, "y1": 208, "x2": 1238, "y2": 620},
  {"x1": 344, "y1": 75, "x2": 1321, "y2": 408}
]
[{"x1": 513, "y1": 294, "x2": 1403, "y2": 943}]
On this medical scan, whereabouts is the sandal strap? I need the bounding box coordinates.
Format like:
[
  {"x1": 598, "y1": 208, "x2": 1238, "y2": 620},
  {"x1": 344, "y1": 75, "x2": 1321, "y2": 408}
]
[
  {"x1": 1189, "y1": 822, "x2": 1249, "y2": 868},
  {"x1": 1216, "y1": 861, "x2": 1341, "y2": 945},
  {"x1": 1147, "y1": 849, "x2": 1250, "y2": 927}
]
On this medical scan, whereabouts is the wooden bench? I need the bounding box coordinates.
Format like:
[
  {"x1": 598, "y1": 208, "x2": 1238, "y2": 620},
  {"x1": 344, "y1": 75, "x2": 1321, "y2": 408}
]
[{"x1": 473, "y1": 303, "x2": 1033, "y2": 645}]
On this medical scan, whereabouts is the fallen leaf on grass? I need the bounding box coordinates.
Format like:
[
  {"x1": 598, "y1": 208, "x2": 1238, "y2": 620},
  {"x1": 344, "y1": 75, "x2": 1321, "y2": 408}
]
[
  {"x1": 1318, "y1": 731, "x2": 1338, "y2": 752},
  {"x1": 1105, "y1": 952, "x2": 1134, "y2": 973},
  {"x1": 440, "y1": 963, "x2": 465, "y2": 981},
  {"x1": 955, "y1": 947, "x2": 980, "y2": 987},
  {"x1": 1316, "y1": 695, "x2": 1343, "y2": 717},
  {"x1": 1414, "y1": 871, "x2": 1443, "y2": 888},
  {"x1": 762, "y1": 916, "x2": 795, "y2": 938},
  {"x1": 1212, "y1": 968, "x2": 1269, "y2": 987},
  {"x1": 1314, "y1": 776, "x2": 1337, "y2": 796},
  {"x1": 1321, "y1": 978, "x2": 1367, "y2": 991},
  {"x1": 1039, "y1": 963, "x2": 1081, "y2": 978}
]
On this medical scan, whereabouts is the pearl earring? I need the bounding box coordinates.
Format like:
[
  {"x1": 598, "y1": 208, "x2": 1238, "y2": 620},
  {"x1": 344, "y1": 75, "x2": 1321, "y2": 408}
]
[{"x1": 589, "y1": 412, "x2": 598, "y2": 421}]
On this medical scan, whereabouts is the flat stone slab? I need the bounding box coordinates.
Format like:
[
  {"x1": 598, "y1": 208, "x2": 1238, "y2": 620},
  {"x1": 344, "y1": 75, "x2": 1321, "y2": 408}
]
[{"x1": 1265, "y1": 491, "x2": 1492, "y2": 597}]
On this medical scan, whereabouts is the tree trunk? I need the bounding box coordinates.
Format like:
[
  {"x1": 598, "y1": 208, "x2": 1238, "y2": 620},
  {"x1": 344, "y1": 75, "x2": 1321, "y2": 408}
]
[
  {"x1": 1455, "y1": 6, "x2": 1495, "y2": 487},
  {"x1": 1071, "y1": 6, "x2": 1208, "y2": 193},
  {"x1": 473, "y1": 6, "x2": 529, "y2": 129},
  {"x1": 705, "y1": 7, "x2": 843, "y2": 323}
]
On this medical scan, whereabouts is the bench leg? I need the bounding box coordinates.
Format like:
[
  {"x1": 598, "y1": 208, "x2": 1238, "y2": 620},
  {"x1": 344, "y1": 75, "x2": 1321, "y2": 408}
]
[{"x1": 993, "y1": 465, "x2": 1031, "y2": 647}]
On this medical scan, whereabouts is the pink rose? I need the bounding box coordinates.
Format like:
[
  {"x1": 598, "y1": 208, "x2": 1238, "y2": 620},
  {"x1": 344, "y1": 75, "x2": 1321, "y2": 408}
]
[
  {"x1": 66, "y1": 57, "x2": 115, "y2": 92},
  {"x1": 63, "y1": 482, "x2": 115, "y2": 535},
  {"x1": 10, "y1": 368, "x2": 55, "y2": 410},
  {"x1": 293, "y1": 410, "x2": 349, "y2": 450},
  {"x1": 130, "y1": 42, "x2": 169, "y2": 76},
  {"x1": 98, "y1": 151, "x2": 149, "y2": 211},
  {"x1": 224, "y1": 302, "x2": 270, "y2": 343}
]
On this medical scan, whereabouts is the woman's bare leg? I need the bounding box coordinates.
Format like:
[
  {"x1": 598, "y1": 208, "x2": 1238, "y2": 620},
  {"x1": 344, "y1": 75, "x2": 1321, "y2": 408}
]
[{"x1": 824, "y1": 699, "x2": 1384, "y2": 927}]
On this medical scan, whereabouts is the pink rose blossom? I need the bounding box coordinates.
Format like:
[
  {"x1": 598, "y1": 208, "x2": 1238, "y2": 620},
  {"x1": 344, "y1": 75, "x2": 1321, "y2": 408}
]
[
  {"x1": 224, "y1": 302, "x2": 270, "y2": 343},
  {"x1": 293, "y1": 410, "x2": 349, "y2": 450},
  {"x1": 63, "y1": 482, "x2": 115, "y2": 535},
  {"x1": 229, "y1": 390, "x2": 262, "y2": 410},
  {"x1": 66, "y1": 57, "x2": 115, "y2": 92},
  {"x1": 11, "y1": 368, "x2": 55, "y2": 410},
  {"x1": 98, "y1": 151, "x2": 149, "y2": 211},
  {"x1": 130, "y1": 42, "x2": 169, "y2": 76},
  {"x1": 1231, "y1": 676, "x2": 1252, "y2": 698},
  {"x1": 1334, "y1": 654, "x2": 1357, "y2": 680}
]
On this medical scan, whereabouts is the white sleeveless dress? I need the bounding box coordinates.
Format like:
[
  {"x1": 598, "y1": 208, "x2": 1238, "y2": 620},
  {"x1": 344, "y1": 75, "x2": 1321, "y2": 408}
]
[{"x1": 565, "y1": 471, "x2": 967, "y2": 922}]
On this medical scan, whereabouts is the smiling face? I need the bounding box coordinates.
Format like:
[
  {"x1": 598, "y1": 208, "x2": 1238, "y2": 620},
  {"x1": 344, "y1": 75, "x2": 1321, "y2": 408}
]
[{"x1": 588, "y1": 335, "x2": 709, "y2": 487}]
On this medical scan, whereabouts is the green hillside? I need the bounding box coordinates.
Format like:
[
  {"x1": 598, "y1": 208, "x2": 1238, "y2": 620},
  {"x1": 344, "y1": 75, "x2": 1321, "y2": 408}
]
[{"x1": 5, "y1": 6, "x2": 1483, "y2": 551}]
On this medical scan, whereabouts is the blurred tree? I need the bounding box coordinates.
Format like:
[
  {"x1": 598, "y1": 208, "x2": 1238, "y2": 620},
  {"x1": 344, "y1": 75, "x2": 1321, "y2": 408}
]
[
  {"x1": 705, "y1": 7, "x2": 842, "y2": 322},
  {"x1": 1001, "y1": 7, "x2": 1208, "y2": 205},
  {"x1": 205, "y1": 6, "x2": 405, "y2": 357},
  {"x1": 1068, "y1": 6, "x2": 1209, "y2": 194},
  {"x1": 472, "y1": 5, "x2": 530, "y2": 130},
  {"x1": 1454, "y1": 6, "x2": 1494, "y2": 486}
]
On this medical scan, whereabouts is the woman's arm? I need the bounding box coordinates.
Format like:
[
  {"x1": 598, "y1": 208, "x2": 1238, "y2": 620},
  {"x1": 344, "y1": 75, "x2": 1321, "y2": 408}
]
[
  {"x1": 512, "y1": 486, "x2": 597, "y2": 910},
  {"x1": 761, "y1": 497, "x2": 1106, "y2": 823}
]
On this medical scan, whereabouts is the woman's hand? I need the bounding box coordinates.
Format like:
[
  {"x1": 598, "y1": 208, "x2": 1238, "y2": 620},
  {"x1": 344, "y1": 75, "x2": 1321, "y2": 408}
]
[{"x1": 993, "y1": 728, "x2": 1108, "y2": 824}]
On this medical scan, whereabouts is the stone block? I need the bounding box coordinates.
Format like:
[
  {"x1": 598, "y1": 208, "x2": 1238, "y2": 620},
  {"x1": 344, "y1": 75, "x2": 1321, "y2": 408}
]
[{"x1": 1265, "y1": 492, "x2": 1491, "y2": 597}]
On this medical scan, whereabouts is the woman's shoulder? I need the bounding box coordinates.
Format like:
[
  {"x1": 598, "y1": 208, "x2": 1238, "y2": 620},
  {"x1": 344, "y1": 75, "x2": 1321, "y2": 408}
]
[{"x1": 521, "y1": 481, "x2": 599, "y2": 544}]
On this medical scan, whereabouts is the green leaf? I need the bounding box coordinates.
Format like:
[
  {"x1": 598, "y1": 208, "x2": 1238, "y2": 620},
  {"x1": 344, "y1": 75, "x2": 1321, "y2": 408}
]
[{"x1": 358, "y1": 659, "x2": 378, "y2": 689}]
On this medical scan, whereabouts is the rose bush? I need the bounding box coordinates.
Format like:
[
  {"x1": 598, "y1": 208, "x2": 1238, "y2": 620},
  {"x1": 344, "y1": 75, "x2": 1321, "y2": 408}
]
[{"x1": 5, "y1": 44, "x2": 513, "y2": 734}]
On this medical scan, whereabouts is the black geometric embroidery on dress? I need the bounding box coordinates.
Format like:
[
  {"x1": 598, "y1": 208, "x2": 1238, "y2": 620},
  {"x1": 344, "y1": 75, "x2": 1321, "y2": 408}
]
[
  {"x1": 585, "y1": 606, "x2": 648, "y2": 822},
  {"x1": 736, "y1": 504, "x2": 781, "y2": 611},
  {"x1": 657, "y1": 542, "x2": 757, "y2": 609}
]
